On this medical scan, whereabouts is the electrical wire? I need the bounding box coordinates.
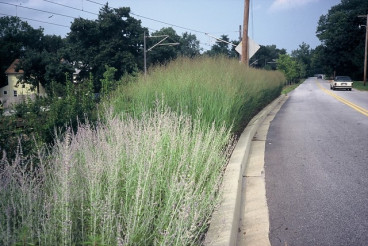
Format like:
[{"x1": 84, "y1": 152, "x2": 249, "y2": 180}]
[
  {"x1": 8, "y1": 0, "x2": 237, "y2": 40},
  {"x1": 86, "y1": 0, "x2": 104, "y2": 6},
  {"x1": 1, "y1": 0, "x2": 235, "y2": 50},
  {"x1": 130, "y1": 12, "x2": 207, "y2": 35},
  {"x1": 43, "y1": 0, "x2": 97, "y2": 16},
  {"x1": 86, "y1": 0, "x2": 236, "y2": 36},
  {"x1": 0, "y1": 12, "x2": 70, "y2": 28},
  {"x1": 0, "y1": 1, "x2": 76, "y2": 19}
]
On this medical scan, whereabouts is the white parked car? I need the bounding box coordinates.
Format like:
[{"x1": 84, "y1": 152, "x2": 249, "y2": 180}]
[{"x1": 330, "y1": 76, "x2": 353, "y2": 91}]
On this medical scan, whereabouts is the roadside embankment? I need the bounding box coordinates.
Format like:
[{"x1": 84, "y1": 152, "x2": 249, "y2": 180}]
[{"x1": 1, "y1": 57, "x2": 285, "y2": 245}]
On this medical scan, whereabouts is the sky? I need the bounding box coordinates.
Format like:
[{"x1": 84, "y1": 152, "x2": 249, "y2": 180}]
[{"x1": 1, "y1": 0, "x2": 342, "y2": 53}]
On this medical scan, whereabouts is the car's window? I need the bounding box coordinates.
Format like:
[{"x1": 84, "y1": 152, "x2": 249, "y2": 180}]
[{"x1": 335, "y1": 76, "x2": 352, "y2": 81}]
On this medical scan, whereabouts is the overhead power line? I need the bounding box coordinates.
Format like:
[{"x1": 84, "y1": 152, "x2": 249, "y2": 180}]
[
  {"x1": 0, "y1": 1, "x2": 76, "y2": 19},
  {"x1": 86, "y1": 0, "x2": 104, "y2": 6},
  {"x1": 86, "y1": 0, "x2": 236, "y2": 36},
  {"x1": 130, "y1": 12, "x2": 207, "y2": 35},
  {"x1": 0, "y1": 13, "x2": 70, "y2": 28},
  {"x1": 43, "y1": 0, "x2": 98, "y2": 16},
  {"x1": 1, "y1": 0, "x2": 232, "y2": 51},
  {"x1": 12, "y1": 0, "x2": 236, "y2": 39}
]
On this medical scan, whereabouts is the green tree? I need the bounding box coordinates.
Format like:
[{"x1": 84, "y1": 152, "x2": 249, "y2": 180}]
[
  {"x1": 277, "y1": 54, "x2": 300, "y2": 83},
  {"x1": 178, "y1": 32, "x2": 201, "y2": 58},
  {"x1": 316, "y1": 0, "x2": 368, "y2": 79},
  {"x1": 0, "y1": 16, "x2": 43, "y2": 87},
  {"x1": 229, "y1": 40, "x2": 240, "y2": 59},
  {"x1": 147, "y1": 27, "x2": 181, "y2": 66},
  {"x1": 310, "y1": 45, "x2": 332, "y2": 76},
  {"x1": 250, "y1": 45, "x2": 286, "y2": 70},
  {"x1": 67, "y1": 4, "x2": 147, "y2": 91},
  {"x1": 291, "y1": 42, "x2": 312, "y2": 77},
  {"x1": 20, "y1": 47, "x2": 74, "y2": 93},
  {"x1": 205, "y1": 35, "x2": 231, "y2": 57}
]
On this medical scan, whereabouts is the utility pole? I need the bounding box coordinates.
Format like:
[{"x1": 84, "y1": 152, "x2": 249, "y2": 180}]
[
  {"x1": 360, "y1": 14, "x2": 368, "y2": 86},
  {"x1": 241, "y1": 0, "x2": 250, "y2": 66},
  {"x1": 239, "y1": 25, "x2": 242, "y2": 62},
  {"x1": 365, "y1": 14, "x2": 367, "y2": 86},
  {"x1": 144, "y1": 32, "x2": 147, "y2": 77}
]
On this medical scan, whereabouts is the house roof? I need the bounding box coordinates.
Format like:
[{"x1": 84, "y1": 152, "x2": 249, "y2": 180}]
[{"x1": 5, "y1": 59, "x2": 24, "y2": 75}]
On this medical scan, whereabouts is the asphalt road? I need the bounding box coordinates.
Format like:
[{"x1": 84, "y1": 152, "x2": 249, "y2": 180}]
[{"x1": 265, "y1": 77, "x2": 368, "y2": 246}]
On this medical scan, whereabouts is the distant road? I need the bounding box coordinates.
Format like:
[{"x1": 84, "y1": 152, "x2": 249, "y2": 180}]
[{"x1": 265, "y1": 78, "x2": 368, "y2": 245}]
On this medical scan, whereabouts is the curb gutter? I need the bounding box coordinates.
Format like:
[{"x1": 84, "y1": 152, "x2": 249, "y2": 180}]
[{"x1": 204, "y1": 94, "x2": 287, "y2": 246}]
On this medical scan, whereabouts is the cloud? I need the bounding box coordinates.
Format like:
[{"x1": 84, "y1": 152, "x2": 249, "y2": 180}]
[{"x1": 269, "y1": 0, "x2": 319, "y2": 12}]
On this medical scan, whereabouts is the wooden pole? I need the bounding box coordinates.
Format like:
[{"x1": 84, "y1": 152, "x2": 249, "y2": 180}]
[
  {"x1": 364, "y1": 14, "x2": 368, "y2": 86},
  {"x1": 144, "y1": 31, "x2": 147, "y2": 77},
  {"x1": 241, "y1": 0, "x2": 250, "y2": 66}
]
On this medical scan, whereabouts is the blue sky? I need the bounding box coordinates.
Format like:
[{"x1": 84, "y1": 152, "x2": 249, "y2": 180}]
[{"x1": 1, "y1": 0, "x2": 342, "y2": 53}]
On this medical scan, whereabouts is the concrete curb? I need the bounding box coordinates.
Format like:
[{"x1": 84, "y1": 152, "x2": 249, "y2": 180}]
[{"x1": 204, "y1": 94, "x2": 287, "y2": 246}]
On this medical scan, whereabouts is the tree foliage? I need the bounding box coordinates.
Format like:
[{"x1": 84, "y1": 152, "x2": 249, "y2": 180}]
[
  {"x1": 316, "y1": 0, "x2": 368, "y2": 79},
  {"x1": 291, "y1": 42, "x2": 311, "y2": 77},
  {"x1": 20, "y1": 48, "x2": 74, "y2": 92},
  {"x1": 276, "y1": 54, "x2": 302, "y2": 83},
  {"x1": 67, "y1": 5, "x2": 147, "y2": 91},
  {"x1": 250, "y1": 45, "x2": 286, "y2": 70},
  {"x1": 147, "y1": 27, "x2": 181, "y2": 66},
  {"x1": 179, "y1": 32, "x2": 201, "y2": 57},
  {"x1": 1, "y1": 4, "x2": 203, "y2": 93},
  {"x1": 146, "y1": 28, "x2": 201, "y2": 68},
  {"x1": 203, "y1": 34, "x2": 241, "y2": 59},
  {"x1": 205, "y1": 35, "x2": 231, "y2": 57},
  {"x1": 0, "y1": 17, "x2": 43, "y2": 87}
]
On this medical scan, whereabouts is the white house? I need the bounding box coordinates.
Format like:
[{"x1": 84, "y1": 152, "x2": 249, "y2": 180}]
[{"x1": 0, "y1": 59, "x2": 46, "y2": 108}]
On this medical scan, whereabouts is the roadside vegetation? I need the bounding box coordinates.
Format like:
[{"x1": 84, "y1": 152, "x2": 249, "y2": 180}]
[
  {"x1": 282, "y1": 83, "x2": 300, "y2": 95},
  {"x1": 3, "y1": 0, "x2": 367, "y2": 244},
  {"x1": 353, "y1": 81, "x2": 368, "y2": 91},
  {"x1": 0, "y1": 57, "x2": 285, "y2": 245},
  {"x1": 110, "y1": 57, "x2": 285, "y2": 134}
]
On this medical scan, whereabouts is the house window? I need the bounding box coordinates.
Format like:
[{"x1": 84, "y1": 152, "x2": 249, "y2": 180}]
[
  {"x1": 14, "y1": 90, "x2": 17, "y2": 97},
  {"x1": 3, "y1": 91, "x2": 7, "y2": 95}
]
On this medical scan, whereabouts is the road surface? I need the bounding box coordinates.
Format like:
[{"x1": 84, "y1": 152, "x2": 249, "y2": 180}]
[{"x1": 265, "y1": 77, "x2": 368, "y2": 245}]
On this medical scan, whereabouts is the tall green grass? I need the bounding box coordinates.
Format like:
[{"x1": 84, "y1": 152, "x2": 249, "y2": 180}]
[
  {"x1": 0, "y1": 56, "x2": 285, "y2": 245},
  {"x1": 111, "y1": 56, "x2": 285, "y2": 134}
]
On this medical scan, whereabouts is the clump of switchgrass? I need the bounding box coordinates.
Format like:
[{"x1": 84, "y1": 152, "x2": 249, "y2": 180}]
[
  {"x1": 0, "y1": 101, "x2": 233, "y2": 245},
  {"x1": 0, "y1": 146, "x2": 46, "y2": 245},
  {"x1": 111, "y1": 56, "x2": 285, "y2": 134}
]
